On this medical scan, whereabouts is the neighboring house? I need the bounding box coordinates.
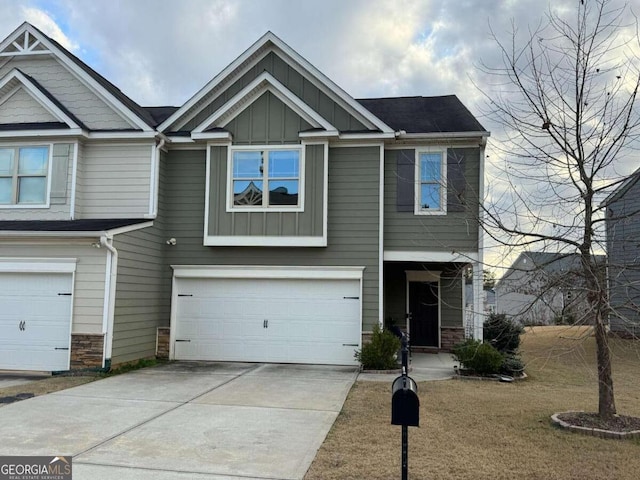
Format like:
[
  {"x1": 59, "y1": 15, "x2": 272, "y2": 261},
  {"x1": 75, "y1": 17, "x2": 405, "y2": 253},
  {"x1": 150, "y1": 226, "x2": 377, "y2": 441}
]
[
  {"x1": 495, "y1": 252, "x2": 605, "y2": 325},
  {"x1": 0, "y1": 23, "x2": 488, "y2": 372},
  {"x1": 603, "y1": 168, "x2": 640, "y2": 338}
]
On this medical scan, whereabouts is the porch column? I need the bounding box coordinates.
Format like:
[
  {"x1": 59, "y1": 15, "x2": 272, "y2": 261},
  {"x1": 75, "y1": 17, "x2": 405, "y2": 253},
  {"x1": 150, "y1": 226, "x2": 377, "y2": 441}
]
[{"x1": 473, "y1": 262, "x2": 484, "y2": 341}]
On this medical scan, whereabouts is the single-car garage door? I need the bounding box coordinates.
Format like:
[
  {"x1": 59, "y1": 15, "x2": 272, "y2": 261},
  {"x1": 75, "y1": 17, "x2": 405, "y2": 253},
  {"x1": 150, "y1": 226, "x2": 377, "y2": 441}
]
[
  {"x1": 0, "y1": 272, "x2": 73, "y2": 371},
  {"x1": 174, "y1": 277, "x2": 361, "y2": 365}
]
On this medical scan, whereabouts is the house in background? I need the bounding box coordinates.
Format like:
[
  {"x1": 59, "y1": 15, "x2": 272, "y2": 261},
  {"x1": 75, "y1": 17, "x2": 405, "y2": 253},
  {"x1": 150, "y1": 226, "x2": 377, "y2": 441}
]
[
  {"x1": 603, "y1": 168, "x2": 640, "y2": 338},
  {"x1": 0, "y1": 22, "x2": 488, "y2": 372},
  {"x1": 495, "y1": 252, "x2": 605, "y2": 325}
]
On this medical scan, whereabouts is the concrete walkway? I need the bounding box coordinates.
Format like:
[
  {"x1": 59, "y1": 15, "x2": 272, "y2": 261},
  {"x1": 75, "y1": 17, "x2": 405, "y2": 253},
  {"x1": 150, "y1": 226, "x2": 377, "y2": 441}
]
[
  {"x1": 357, "y1": 352, "x2": 458, "y2": 381},
  {"x1": 0, "y1": 362, "x2": 358, "y2": 480}
]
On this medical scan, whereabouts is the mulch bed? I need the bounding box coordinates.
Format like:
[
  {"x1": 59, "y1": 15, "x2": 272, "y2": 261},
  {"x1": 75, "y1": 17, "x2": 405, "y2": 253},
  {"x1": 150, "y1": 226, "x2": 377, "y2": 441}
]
[{"x1": 557, "y1": 412, "x2": 640, "y2": 433}]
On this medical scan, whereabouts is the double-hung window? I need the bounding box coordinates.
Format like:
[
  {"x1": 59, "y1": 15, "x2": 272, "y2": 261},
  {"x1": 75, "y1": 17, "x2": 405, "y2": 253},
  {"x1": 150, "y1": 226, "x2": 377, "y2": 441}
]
[
  {"x1": 230, "y1": 147, "x2": 302, "y2": 210},
  {"x1": 0, "y1": 146, "x2": 49, "y2": 206},
  {"x1": 415, "y1": 150, "x2": 446, "y2": 215}
]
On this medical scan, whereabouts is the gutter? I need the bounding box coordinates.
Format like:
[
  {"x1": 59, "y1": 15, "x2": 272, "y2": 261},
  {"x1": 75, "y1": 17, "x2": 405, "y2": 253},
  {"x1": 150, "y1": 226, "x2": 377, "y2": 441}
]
[{"x1": 100, "y1": 234, "x2": 118, "y2": 370}]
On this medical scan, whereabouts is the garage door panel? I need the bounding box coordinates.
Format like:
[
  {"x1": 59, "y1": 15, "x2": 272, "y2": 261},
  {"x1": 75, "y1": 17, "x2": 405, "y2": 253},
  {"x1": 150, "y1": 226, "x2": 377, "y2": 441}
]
[
  {"x1": 0, "y1": 272, "x2": 72, "y2": 371},
  {"x1": 174, "y1": 277, "x2": 361, "y2": 365}
]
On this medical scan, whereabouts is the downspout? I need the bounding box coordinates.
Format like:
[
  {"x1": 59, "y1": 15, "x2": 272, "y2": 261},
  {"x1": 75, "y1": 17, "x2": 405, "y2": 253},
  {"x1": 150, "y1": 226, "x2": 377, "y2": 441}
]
[{"x1": 100, "y1": 234, "x2": 118, "y2": 370}]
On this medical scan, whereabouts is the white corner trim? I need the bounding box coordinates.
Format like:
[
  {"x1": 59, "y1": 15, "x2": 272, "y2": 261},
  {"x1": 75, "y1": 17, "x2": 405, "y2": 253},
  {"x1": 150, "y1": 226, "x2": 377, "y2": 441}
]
[
  {"x1": 148, "y1": 144, "x2": 156, "y2": 217},
  {"x1": 384, "y1": 250, "x2": 479, "y2": 263},
  {"x1": 171, "y1": 265, "x2": 365, "y2": 280},
  {"x1": 70, "y1": 140, "x2": 78, "y2": 219},
  {"x1": 203, "y1": 142, "x2": 214, "y2": 238},
  {"x1": 322, "y1": 141, "x2": 329, "y2": 243},
  {"x1": 192, "y1": 71, "x2": 337, "y2": 134},
  {"x1": 378, "y1": 142, "x2": 384, "y2": 328},
  {"x1": 0, "y1": 70, "x2": 81, "y2": 129},
  {"x1": 0, "y1": 258, "x2": 77, "y2": 273},
  {"x1": 204, "y1": 235, "x2": 326, "y2": 247}
]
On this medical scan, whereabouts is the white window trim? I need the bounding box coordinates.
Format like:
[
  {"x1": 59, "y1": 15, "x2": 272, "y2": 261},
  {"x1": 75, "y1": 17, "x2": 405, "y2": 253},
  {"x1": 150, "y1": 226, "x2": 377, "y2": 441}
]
[
  {"x1": 226, "y1": 144, "x2": 305, "y2": 213},
  {"x1": 0, "y1": 142, "x2": 52, "y2": 209},
  {"x1": 414, "y1": 148, "x2": 447, "y2": 216}
]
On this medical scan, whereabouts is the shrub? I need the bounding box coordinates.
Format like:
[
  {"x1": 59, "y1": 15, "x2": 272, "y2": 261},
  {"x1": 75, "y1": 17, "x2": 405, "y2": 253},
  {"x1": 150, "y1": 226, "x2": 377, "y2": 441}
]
[
  {"x1": 452, "y1": 339, "x2": 504, "y2": 375},
  {"x1": 483, "y1": 313, "x2": 524, "y2": 353},
  {"x1": 354, "y1": 325, "x2": 401, "y2": 370},
  {"x1": 501, "y1": 353, "x2": 525, "y2": 377}
]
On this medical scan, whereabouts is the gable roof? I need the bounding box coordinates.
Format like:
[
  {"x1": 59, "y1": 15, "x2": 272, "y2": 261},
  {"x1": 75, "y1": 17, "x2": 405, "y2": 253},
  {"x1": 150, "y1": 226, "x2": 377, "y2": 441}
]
[
  {"x1": 158, "y1": 31, "x2": 393, "y2": 134},
  {"x1": 0, "y1": 23, "x2": 155, "y2": 130},
  {"x1": 601, "y1": 167, "x2": 640, "y2": 207},
  {"x1": 357, "y1": 95, "x2": 487, "y2": 134}
]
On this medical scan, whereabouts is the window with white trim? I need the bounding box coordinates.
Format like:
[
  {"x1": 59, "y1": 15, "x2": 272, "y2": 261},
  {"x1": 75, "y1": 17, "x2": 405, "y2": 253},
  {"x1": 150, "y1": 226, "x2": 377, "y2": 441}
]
[
  {"x1": 415, "y1": 150, "x2": 446, "y2": 214},
  {"x1": 229, "y1": 147, "x2": 302, "y2": 210},
  {"x1": 0, "y1": 146, "x2": 49, "y2": 205}
]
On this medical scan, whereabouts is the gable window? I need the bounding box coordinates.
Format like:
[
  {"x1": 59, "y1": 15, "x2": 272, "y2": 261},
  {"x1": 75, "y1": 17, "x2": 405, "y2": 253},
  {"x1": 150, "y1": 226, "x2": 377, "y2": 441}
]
[
  {"x1": 0, "y1": 146, "x2": 49, "y2": 206},
  {"x1": 415, "y1": 149, "x2": 446, "y2": 215},
  {"x1": 229, "y1": 147, "x2": 302, "y2": 210}
]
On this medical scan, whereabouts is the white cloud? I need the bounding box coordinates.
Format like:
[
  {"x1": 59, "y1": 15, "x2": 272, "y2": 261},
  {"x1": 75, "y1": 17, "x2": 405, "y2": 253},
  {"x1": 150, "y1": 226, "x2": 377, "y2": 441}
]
[{"x1": 22, "y1": 6, "x2": 78, "y2": 51}]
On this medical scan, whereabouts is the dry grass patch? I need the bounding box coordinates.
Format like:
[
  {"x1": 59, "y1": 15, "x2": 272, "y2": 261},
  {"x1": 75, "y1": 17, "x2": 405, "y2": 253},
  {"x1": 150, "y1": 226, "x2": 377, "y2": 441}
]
[
  {"x1": 305, "y1": 326, "x2": 640, "y2": 480},
  {"x1": 0, "y1": 375, "x2": 97, "y2": 406}
]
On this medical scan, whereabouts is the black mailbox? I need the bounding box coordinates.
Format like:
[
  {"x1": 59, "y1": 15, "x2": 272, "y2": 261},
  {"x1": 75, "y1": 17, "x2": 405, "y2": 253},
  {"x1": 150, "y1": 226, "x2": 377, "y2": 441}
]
[{"x1": 391, "y1": 375, "x2": 419, "y2": 427}]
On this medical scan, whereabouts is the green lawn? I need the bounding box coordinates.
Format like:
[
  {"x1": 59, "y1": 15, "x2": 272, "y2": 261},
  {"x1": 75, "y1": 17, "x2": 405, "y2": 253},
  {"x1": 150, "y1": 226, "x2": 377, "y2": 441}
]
[{"x1": 305, "y1": 326, "x2": 640, "y2": 480}]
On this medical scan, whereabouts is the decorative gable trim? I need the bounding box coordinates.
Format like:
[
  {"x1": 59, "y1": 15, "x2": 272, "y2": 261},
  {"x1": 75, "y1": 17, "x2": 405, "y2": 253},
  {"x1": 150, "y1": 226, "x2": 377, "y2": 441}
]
[
  {"x1": 191, "y1": 71, "x2": 338, "y2": 138},
  {"x1": 0, "y1": 69, "x2": 84, "y2": 131},
  {"x1": 159, "y1": 32, "x2": 393, "y2": 134},
  {"x1": 0, "y1": 23, "x2": 153, "y2": 132}
]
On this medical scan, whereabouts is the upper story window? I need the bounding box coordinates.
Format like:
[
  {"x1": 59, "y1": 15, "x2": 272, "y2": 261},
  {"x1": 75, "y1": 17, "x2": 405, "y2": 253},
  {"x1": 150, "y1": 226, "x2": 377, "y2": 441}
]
[
  {"x1": 0, "y1": 146, "x2": 49, "y2": 207},
  {"x1": 228, "y1": 146, "x2": 303, "y2": 211},
  {"x1": 415, "y1": 149, "x2": 446, "y2": 215}
]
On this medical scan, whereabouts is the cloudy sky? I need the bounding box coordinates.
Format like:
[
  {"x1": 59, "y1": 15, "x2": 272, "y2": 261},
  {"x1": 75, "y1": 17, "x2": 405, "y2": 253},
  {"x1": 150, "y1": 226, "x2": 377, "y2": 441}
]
[{"x1": 1, "y1": 0, "x2": 638, "y2": 272}]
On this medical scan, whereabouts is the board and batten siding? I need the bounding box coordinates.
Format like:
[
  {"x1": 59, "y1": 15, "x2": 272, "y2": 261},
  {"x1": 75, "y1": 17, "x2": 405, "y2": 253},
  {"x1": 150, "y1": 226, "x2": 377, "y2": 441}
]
[
  {"x1": 384, "y1": 147, "x2": 481, "y2": 252},
  {"x1": 208, "y1": 144, "x2": 324, "y2": 238},
  {"x1": 80, "y1": 143, "x2": 152, "y2": 218},
  {"x1": 0, "y1": 86, "x2": 58, "y2": 123},
  {"x1": 181, "y1": 51, "x2": 367, "y2": 133},
  {"x1": 0, "y1": 244, "x2": 106, "y2": 333},
  {"x1": 0, "y1": 142, "x2": 73, "y2": 220},
  {"x1": 164, "y1": 146, "x2": 381, "y2": 331},
  {"x1": 0, "y1": 56, "x2": 133, "y2": 130}
]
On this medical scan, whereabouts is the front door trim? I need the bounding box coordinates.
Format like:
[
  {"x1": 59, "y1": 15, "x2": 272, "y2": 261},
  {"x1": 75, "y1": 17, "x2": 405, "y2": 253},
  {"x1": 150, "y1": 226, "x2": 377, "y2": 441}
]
[{"x1": 405, "y1": 270, "x2": 441, "y2": 348}]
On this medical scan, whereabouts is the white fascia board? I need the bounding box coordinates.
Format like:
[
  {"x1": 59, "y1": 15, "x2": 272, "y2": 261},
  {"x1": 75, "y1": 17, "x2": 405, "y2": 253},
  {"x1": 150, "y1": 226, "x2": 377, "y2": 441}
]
[
  {"x1": 396, "y1": 132, "x2": 490, "y2": 141},
  {"x1": 204, "y1": 235, "x2": 327, "y2": 247},
  {"x1": 0, "y1": 70, "x2": 81, "y2": 129},
  {"x1": 192, "y1": 72, "x2": 337, "y2": 133},
  {"x1": 384, "y1": 250, "x2": 479, "y2": 263},
  {"x1": 0, "y1": 257, "x2": 77, "y2": 273},
  {"x1": 86, "y1": 131, "x2": 157, "y2": 140},
  {"x1": 0, "y1": 129, "x2": 83, "y2": 138},
  {"x1": 0, "y1": 230, "x2": 103, "y2": 238},
  {"x1": 190, "y1": 131, "x2": 233, "y2": 141},
  {"x1": 299, "y1": 130, "x2": 340, "y2": 139},
  {"x1": 172, "y1": 264, "x2": 365, "y2": 280},
  {"x1": 338, "y1": 132, "x2": 396, "y2": 140},
  {"x1": 16, "y1": 24, "x2": 152, "y2": 132},
  {"x1": 157, "y1": 32, "x2": 276, "y2": 132}
]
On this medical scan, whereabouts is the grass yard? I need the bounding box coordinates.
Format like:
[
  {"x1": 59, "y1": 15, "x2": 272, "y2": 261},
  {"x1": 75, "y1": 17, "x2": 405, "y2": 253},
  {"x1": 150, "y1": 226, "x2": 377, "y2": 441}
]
[{"x1": 305, "y1": 326, "x2": 640, "y2": 480}]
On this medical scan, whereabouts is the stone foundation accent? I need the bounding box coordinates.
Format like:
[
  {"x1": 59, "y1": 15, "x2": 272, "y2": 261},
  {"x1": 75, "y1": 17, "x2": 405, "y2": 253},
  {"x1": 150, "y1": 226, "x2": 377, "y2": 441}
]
[
  {"x1": 361, "y1": 331, "x2": 373, "y2": 346},
  {"x1": 157, "y1": 327, "x2": 170, "y2": 359},
  {"x1": 440, "y1": 327, "x2": 465, "y2": 352},
  {"x1": 70, "y1": 334, "x2": 104, "y2": 369}
]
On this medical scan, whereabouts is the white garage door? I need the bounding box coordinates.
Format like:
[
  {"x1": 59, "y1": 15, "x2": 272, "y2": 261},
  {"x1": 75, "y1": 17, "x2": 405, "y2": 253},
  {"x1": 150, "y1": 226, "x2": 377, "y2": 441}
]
[
  {"x1": 174, "y1": 277, "x2": 361, "y2": 365},
  {"x1": 0, "y1": 272, "x2": 73, "y2": 371}
]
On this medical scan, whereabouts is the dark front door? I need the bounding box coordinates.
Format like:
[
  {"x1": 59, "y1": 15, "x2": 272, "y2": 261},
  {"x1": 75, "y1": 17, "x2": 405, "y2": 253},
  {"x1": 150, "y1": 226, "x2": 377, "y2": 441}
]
[{"x1": 408, "y1": 281, "x2": 439, "y2": 347}]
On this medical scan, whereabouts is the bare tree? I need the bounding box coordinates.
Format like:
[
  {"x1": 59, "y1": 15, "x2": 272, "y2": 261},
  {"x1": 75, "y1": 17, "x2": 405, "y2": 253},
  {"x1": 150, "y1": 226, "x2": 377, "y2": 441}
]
[{"x1": 479, "y1": 0, "x2": 640, "y2": 420}]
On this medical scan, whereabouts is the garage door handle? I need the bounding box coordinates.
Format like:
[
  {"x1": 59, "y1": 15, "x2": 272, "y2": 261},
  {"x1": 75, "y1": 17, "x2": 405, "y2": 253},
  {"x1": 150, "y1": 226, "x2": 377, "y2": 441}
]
[
  {"x1": 55, "y1": 347, "x2": 69, "y2": 350},
  {"x1": 343, "y1": 296, "x2": 359, "y2": 300},
  {"x1": 175, "y1": 339, "x2": 191, "y2": 342},
  {"x1": 343, "y1": 343, "x2": 358, "y2": 347}
]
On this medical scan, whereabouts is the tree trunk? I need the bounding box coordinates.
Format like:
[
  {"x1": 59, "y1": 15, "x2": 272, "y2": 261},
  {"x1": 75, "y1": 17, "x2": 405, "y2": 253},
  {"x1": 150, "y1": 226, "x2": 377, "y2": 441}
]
[{"x1": 594, "y1": 313, "x2": 616, "y2": 419}]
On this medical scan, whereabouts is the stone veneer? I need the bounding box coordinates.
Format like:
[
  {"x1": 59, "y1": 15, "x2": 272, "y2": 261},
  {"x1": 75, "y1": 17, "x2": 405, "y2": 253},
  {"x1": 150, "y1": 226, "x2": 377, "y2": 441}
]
[
  {"x1": 157, "y1": 327, "x2": 170, "y2": 359},
  {"x1": 70, "y1": 334, "x2": 104, "y2": 369},
  {"x1": 440, "y1": 327, "x2": 465, "y2": 352}
]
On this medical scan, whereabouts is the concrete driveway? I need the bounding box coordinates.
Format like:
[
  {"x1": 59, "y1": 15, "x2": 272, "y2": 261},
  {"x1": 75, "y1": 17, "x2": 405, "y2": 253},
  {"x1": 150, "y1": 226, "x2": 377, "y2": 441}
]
[{"x1": 0, "y1": 362, "x2": 358, "y2": 480}]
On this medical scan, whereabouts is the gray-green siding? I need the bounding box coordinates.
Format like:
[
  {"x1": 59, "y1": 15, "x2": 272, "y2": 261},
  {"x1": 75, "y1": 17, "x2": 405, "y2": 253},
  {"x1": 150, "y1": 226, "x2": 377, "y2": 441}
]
[
  {"x1": 384, "y1": 147, "x2": 481, "y2": 252},
  {"x1": 181, "y1": 52, "x2": 367, "y2": 133},
  {"x1": 207, "y1": 144, "x2": 324, "y2": 238},
  {"x1": 111, "y1": 151, "x2": 171, "y2": 364},
  {"x1": 165, "y1": 146, "x2": 380, "y2": 330}
]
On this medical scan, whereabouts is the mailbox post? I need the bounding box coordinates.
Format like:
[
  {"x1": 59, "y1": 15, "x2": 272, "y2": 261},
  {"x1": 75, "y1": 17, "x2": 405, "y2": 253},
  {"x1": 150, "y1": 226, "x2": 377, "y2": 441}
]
[{"x1": 391, "y1": 334, "x2": 419, "y2": 480}]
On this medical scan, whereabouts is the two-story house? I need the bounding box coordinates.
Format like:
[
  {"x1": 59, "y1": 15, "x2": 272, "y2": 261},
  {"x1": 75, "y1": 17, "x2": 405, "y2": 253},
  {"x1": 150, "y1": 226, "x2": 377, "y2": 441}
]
[
  {"x1": 603, "y1": 168, "x2": 640, "y2": 338},
  {"x1": 0, "y1": 23, "x2": 488, "y2": 372}
]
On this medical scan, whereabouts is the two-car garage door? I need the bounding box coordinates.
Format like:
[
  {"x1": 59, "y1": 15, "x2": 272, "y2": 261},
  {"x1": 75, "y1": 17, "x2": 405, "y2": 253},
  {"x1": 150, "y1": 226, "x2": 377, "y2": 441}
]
[
  {"x1": 173, "y1": 275, "x2": 361, "y2": 365},
  {"x1": 0, "y1": 272, "x2": 72, "y2": 371}
]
